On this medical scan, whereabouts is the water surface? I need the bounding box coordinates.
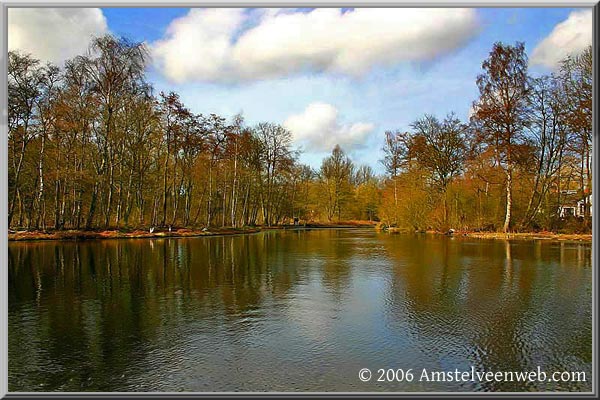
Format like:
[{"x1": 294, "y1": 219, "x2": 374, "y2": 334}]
[{"x1": 8, "y1": 229, "x2": 592, "y2": 392}]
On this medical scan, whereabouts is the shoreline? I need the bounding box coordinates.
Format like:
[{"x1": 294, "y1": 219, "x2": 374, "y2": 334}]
[
  {"x1": 7, "y1": 222, "x2": 377, "y2": 242},
  {"x1": 460, "y1": 231, "x2": 592, "y2": 242},
  {"x1": 7, "y1": 223, "x2": 591, "y2": 243},
  {"x1": 8, "y1": 228, "x2": 262, "y2": 242},
  {"x1": 380, "y1": 227, "x2": 591, "y2": 242}
]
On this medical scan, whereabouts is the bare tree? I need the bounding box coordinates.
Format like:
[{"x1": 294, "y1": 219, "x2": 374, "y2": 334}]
[
  {"x1": 410, "y1": 113, "x2": 468, "y2": 226},
  {"x1": 519, "y1": 75, "x2": 567, "y2": 229},
  {"x1": 471, "y1": 42, "x2": 529, "y2": 233},
  {"x1": 76, "y1": 35, "x2": 149, "y2": 228},
  {"x1": 254, "y1": 122, "x2": 294, "y2": 226},
  {"x1": 8, "y1": 52, "x2": 46, "y2": 227},
  {"x1": 559, "y1": 46, "x2": 592, "y2": 221},
  {"x1": 320, "y1": 145, "x2": 354, "y2": 221},
  {"x1": 380, "y1": 130, "x2": 411, "y2": 224}
]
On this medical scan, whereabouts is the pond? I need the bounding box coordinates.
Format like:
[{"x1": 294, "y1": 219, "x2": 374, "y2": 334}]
[{"x1": 8, "y1": 229, "x2": 592, "y2": 392}]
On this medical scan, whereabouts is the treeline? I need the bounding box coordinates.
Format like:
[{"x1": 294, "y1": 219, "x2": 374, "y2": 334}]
[
  {"x1": 8, "y1": 36, "x2": 378, "y2": 230},
  {"x1": 8, "y1": 36, "x2": 592, "y2": 233},
  {"x1": 380, "y1": 42, "x2": 592, "y2": 233}
]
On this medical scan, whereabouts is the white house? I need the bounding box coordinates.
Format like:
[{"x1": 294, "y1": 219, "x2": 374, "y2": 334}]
[
  {"x1": 576, "y1": 194, "x2": 592, "y2": 217},
  {"x1": 559, "y1": 194, "x2": 592, "y2": 218}
]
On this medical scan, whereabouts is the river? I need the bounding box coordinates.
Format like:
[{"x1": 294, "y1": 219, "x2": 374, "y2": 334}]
[{"x1": 8, "y1": 228, "x2": 592, "y2": 392}]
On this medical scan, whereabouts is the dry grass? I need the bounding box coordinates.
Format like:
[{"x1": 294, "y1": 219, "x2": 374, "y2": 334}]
[
  {"x1": 8, "y1": 227, "x2": 261, "y2": 242},
  {"x1": 11, "y1": 224, "x2": 586, "y2": 243},
  {"x1": 306, "y1": 220, "x2": 376, "y2": 228},
  {"x1": 8, "y1": 222, "x2": 378, "y2": 242},
  {"x1": 374, "y1": 225, "x2": 591, "y2": 242},
  {"x1": 462, "y1": 231, "x2": 592, "y2": 242}
]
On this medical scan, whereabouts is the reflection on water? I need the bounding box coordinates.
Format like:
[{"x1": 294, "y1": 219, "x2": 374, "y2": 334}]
[{"x1": 8, "y1": 229, "x2": 592, "y2": 392}]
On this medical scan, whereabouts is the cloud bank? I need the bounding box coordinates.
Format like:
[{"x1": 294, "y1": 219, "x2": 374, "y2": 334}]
[
  {"x1": 284, "y1": 103, "x2": 375, "y2": 152},
  {"x1": 152, "y1": 8, "x2": 480, "y2": 83},
  {"x1": 8, "y1": 8, "x2": 108, "y2": 65},
  {"x1": 530, "y1": 9, "x2": 592, "y2": 69}
]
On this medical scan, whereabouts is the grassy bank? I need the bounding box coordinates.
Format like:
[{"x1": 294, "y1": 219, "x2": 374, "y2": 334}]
[
  {"x1": 9, "y1": 222, "x2": 588, "y2": 243},
  {"x1": 378, "y1": 227, "x2": 591, "y2": 242},
  {"x1": 375, "y1": 222, "x2": 591, "y2": 241},
  {"x1": 8, "y1": 221, "x2": 377, "y2": 242},
  {"x1": 8, "y1": 227, "x2": 262, "y2": 242},
  {"x1": 461, "y1": 231, "x2": 592, "y2": 242}
]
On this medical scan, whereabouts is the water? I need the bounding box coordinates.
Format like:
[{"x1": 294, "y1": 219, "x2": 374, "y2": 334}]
[{"x1": 8, "y1": 229, "x2": 592, "y2": 392}]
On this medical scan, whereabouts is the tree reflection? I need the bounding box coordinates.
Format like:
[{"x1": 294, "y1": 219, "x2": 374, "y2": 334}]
[
  {"x1": 8, "y1": 232, "x2": 591, "y2": 392},
  {"x1": 381, "y1": 235, "x2": 591, "y2": 391}
]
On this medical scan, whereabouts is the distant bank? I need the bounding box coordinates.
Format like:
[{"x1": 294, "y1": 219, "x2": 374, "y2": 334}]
[
  {"x1": 378, "y1": 226, "x2": 592, "y2": 242},
  {"x1": 8, "y1": 222, "x2": 590, "y2": 243},
  {"x1": 7, "y1": 221, "x2": 377, "y2": 242}
]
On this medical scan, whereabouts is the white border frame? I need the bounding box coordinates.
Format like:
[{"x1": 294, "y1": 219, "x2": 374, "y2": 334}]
[{"x1": 0, "y1": 1, "x2": 597, "y2": 398}]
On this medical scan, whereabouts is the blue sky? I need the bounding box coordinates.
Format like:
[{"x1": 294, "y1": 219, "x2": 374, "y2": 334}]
[{"x1": 8, "y1": 7, "x2": 593, "y2": 173}]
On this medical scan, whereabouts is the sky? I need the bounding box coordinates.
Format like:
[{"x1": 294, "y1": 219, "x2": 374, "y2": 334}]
[{"x1": 7, "y1": 7, "x2": 593, "y2": 173}]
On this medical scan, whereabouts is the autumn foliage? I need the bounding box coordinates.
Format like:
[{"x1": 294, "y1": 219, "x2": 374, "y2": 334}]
[{"x1": 8, "y1": 37, "x2": 592, "y2": 233}]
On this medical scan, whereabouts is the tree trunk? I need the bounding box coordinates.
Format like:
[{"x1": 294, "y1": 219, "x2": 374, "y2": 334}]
[
  {"x1": 35, "y1": 132, "x2": 46, "y2": 229},
  {"x1": 207, "y1": 161, "x2": 213, "y2": 227},
  {"x1": 162, "y1": 139, "x2": 169, "y2": 227},
  {"x1": 8, "y1": 141, "x2": 27, "y2": 227},
  {"x1": 86, "y1": 182, "x2": 100, "y2": 230},
  {"x1": 503, "y1": 167, "x2": 512, "y2": 233},
  {"x1": 104, "y1": 160, "x2": 114, "y2": 228},
  {"x1": 443, "y1": 189, "x2": 449, "y2": 229},
  {"x1": 231, "y1": 148, "x2": 238, "y2": 228},
  {"x1": 54, "y1": 177, "x2": 61, "y2": 230}
]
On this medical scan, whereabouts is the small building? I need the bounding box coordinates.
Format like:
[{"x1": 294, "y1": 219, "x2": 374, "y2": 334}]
[
  {"x1": 559, "y1": 204, "x2": 577, "y2": 218},
  {"x1": 559, "y1": 194, "x2": 592, "y2": 218},
  {"x1": 577, "y1": 194, "x2": 593, "y2": 217}
]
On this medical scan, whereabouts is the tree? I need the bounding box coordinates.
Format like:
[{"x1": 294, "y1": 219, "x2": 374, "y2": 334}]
[
  {"x1": 157, "y1": 91, "x2": 192, "y2": 227},
  {"x1": 353, "y1": 165, "x2": 380, "y2": 221},
  {"x1": 471, "y1": 42, "x2": 529, "y2": 233},
  {"x1": 519, "y1": 75, "x2": 567, "y2": 229},
  {"x1": 226, "y1": 114, "x2": 245, "y2": 227},
  {"x1": 410, "y1": 113, "x2": 467, "y2": 226},
  {"x1": 75, "y1": 35, "x2": 150, "y2": 228},
  {"x1": 8, "y1": 52, "x2": 45, "y2": 227},
  {"x1": 380, "y1": 130, "x2": 411, "y2": 225},
  {"x1": 319, "y1": 145, "x2": 354, "y2": 221},
  {"x1": 120, "y1": 92, "x2": 160, "y2": 226},
  {"x1": 54, "y1": 57, "x2": 102, "y2": 229},
  {"x1": 7, "y1": 33, "x2": 590, "y2": 234},
  {"x1": 559, "y1": 46, "x2": 592, "y2": 221},
  {"x1": 254, "y1": 122, "x2": 294, "y2": 226}
]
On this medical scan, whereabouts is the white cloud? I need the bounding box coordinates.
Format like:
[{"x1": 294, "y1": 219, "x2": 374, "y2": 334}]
[
  {"x1": 530, "y1": 9, "x2": 592, "y2": 69},
  {"x1": 152, "y1": 8, "x2": 480, "y2": 83},
  {"x1": 152, "y1": 9, "x2": 246, "y2": 84},
  {"x1": 284, "y1": 102, "x2": 375, "y2": 152},
  {"x1": 8, "y1": 8, "x2": 108, "y2": 65}
]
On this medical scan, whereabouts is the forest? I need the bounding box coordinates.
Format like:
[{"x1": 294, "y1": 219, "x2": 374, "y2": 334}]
[{"x1": 8, "y1": 36, "x2": 592, "y2": 233}]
